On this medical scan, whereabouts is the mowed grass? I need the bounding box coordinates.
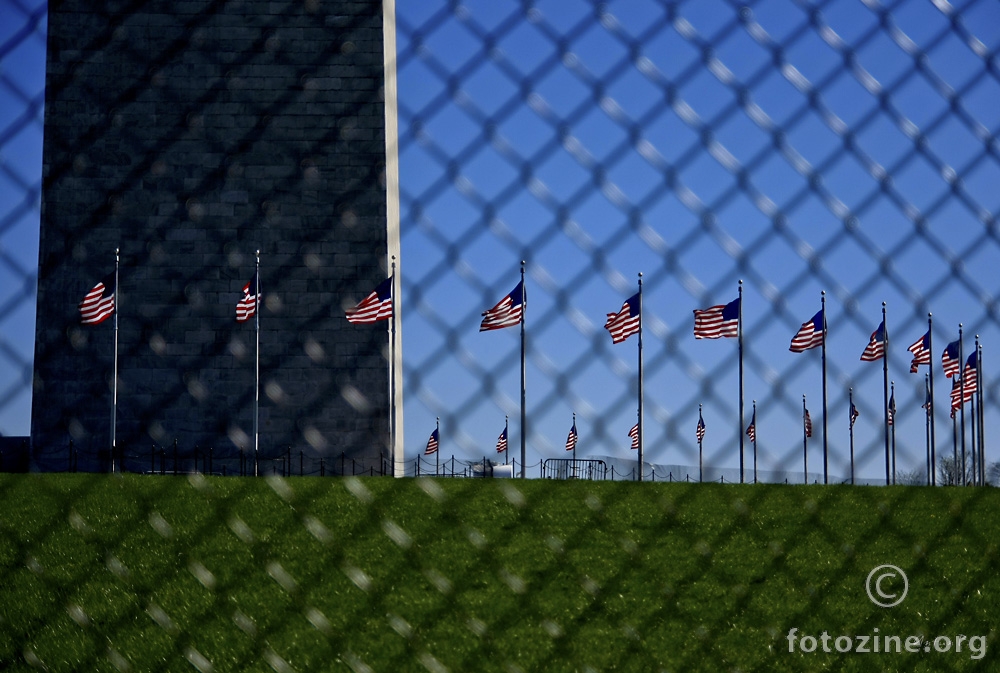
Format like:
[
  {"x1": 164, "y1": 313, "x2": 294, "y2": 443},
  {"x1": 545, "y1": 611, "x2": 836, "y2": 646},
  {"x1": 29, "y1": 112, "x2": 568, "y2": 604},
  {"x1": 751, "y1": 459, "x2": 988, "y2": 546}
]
[{"x1": 1, "y1": 473, "x2": 998, "y2": 672}]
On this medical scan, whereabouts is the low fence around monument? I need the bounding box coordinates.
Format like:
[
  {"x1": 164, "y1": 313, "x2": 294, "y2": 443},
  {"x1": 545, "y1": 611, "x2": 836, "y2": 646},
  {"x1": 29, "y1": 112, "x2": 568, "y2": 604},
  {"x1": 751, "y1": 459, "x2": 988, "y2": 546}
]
[{"x1": 16, "y1": 439, "x2": 905, "y2": 485}]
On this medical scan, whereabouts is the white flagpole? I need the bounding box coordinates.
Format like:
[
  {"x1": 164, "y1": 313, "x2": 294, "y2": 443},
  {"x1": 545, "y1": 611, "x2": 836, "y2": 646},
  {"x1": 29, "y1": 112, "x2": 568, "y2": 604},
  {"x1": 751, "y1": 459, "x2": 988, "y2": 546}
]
[
  {"x1": 959, "y1": 323, "x2": 965, "y2": 486},
  {"x1": 849, "y1": 387, "x2": 856, "y2": 485},
  {"x1": 821, "y1": 291, "x2": 828, "y2": 484},
  {"x1": 637, "y1": 272, "x2": 643, "y2": 482},
  {"x1": 738, "y1": 279, "x2": 744, "y2": 484},
  {"x1": 111, "y1": 247, "x2": 120, "y2": 473},
  {"x1": 504, "y1": 415, "x2": 509, "y2": 465},
  {"x1": 254, "y1": 250, "x2": 260, "y2": 477},
  {"x1": 802, "y1": 394, "x2": 808, "y2": 484},
  {"x1": 698, "y1": 404, "x2": 704, "y2": 483},
  {"x1": 520, "y1": 261, "x2": 527, "y2": 479},
  {"x1": 882, "y1": 303, "x2": 890, "y2": 486},
  {"x1": 928, "y1": 313, "x2": 936, "y2": 486},
  {"x1": 391, "y1": 256, "x2": 398, "y2": 476},
  {"x1": 890, "y1": 380, "x2": 896, "y2": 485}
]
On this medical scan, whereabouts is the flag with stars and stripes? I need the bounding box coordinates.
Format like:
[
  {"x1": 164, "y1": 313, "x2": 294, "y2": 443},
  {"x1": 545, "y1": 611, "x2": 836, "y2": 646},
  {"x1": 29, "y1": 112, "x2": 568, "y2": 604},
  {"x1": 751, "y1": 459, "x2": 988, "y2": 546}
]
[
  {"x1": 425, "y1": 428, "x2": 439, "y2": 455},
  {"x1": 565, "y1": 420, "x2": 578, "y2": 452},
  {"x1": 860, "y1": 320, "x2": 887, "y2": 361},
  {"x1": 790, "y1": 309, "x2": 824, "y2": 352},
  {"x1": 495, "y1": 425, "x2": 508, "y2": 454},
  {"x1": 693, "y1": 298, "x2": 739, "y2": 339},
  {"x1": 79, "y1": 272, "x2": 116, "y2": 325},
  {"x1": 605, "y1": 293, "x2": 641, "y2": 344},
  {"x1": 480, "y1": 280, "x2": 524, "y2": 331},
  {"x1": 942, "y1": 340, "x2": 961, "y2": 378},
  {"x1": 236, "y1": 271, "x2": 259, "y2": 323},
  {"x1": 908, "y1": 331, "x2": 931, "y2": 373},
  {"x1": 346, "y1": 277, "x2": 393, "y2": 324}
]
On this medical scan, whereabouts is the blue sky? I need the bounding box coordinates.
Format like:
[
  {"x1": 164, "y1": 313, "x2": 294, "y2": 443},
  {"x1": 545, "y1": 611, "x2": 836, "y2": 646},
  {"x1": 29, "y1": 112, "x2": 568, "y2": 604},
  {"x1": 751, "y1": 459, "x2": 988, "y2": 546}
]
[
  {"x1": 1, "y1": 0, "x2": 999, "y2": 481},
  {"x1": 395, "y1": 0, "x2": 1000, "y2": 481}
]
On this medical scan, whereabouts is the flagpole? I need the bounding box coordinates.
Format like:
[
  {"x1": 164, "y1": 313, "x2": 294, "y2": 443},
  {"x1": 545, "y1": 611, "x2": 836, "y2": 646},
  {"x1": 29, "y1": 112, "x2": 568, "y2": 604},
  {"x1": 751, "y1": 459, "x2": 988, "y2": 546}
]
[
  {"x1": 504, "y1": 415, "x2": 509, "y2": 465},
  {"x1": 391, "y1": 256, "x2": 397, "y2": 476},
  {"x1": 435, "y1": 417, "x2": 440, "y2": 476},
  {"x1": 111, "y1": 247, "x2": 120, "y2": 473},
  {"x1": 959, "y1": 323, "x2": 965, "y2": 486},
  {"x1": 928, "y1": 313, "x2": 936, "y2": 486},
  {"x1": 821, "y1": 290, "x2": 828, "y2": 484},
  {"x1": 802, "y1": 394, "x2": 808, "y2": 484},
  {"x1": 952, "y1": 406, "x2": 958, "y2": 485},
  {"x1": 738, "y1": 279, "x2": 744, "y2": 484},
  {"x1": 254, "y1": 250, "x2": 260, "y2": 477},
  {"x1": 977, "y1": 341, "x2": 985, "y2": 486},
  {"x1": 925, "y1": 374, "x2": 931, "y2": 486},
  {"x1": 971, "y1": 359, "x2": 978, "y2": 485},
  {"x1": 637, "y1": 272, "x2": 644, "y2": 482},
  {"x1": 849, "y1": 387, "x2": 855, "y2": 485},
  {"x1": 698, "y1": 404, "x2": 703, "y2": 483},
  {"x1": 520, "y1": 261, "x2": 526, "y2": 479},
  {"x1": 974, "y1": 335, "x2": 981, "y2": 485},
  {"x1": 752, "y1": 399, "x2": 758, "y2": 484},
  {"x1": 890, "y1": 380, "x2": 896, "y2": 485},
  {"x1": 571, "y1": 412, "x2": 577, "y2": 478},
  {"x1": 882, "y1": 302, "x2": 890, "y2": 486}
]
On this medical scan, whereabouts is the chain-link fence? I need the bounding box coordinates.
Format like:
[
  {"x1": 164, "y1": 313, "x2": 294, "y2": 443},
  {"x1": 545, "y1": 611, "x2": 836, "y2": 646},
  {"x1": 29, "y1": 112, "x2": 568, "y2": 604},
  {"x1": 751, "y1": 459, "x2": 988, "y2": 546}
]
[
  {"x1": 1, "y1": 0, "x2": 998, "y2": 480},
  {"x1": 3, "y1": 0, "x2": 1000, "y2": 670},
  {"x1": 0, "y1": 0, "x2": 44, "y2": 438},
  {"x1": 396, "y1": 0, "x2": 1000, "y2": 485}
]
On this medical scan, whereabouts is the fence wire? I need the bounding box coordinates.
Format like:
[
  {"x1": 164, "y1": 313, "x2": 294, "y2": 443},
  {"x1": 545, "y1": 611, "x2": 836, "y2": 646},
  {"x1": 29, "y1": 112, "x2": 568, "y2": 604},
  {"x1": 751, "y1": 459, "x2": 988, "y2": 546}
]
[{"x1": 2, "y1": 0, "x2": 1000, "y2": 671}]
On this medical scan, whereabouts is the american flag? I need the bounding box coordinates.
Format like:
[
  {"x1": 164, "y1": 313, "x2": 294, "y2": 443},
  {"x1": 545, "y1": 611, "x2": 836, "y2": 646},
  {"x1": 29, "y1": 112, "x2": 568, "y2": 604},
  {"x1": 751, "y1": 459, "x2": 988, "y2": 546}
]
[
  {"x1": 804, "y1": 408, "x2": 813, "y2": 438},
  {"x1": 565, "y1": 420, "x2": 578, "y2": 452},
  {"x1": 696, "y1": 413, "x2": 705, "y2": 443},
  {"x1": 922, "y1": 380, "x2": 932, "y2": 414},
  {"x1": 605, "y1": 292, "x2": 641, "y2": 344},
  {"x1": 236, "y1": 271, "x2": 259, "y2": 323},
  {"x1": 860, "y1": 320, "x2": 886, "y2": 361},
  {"x1": 789, "y1": 309, "x2": 824, "y2": 352},
  {"x1": 850, "y1": 401, "x2": 860, "y2": 427},
  {"x1": 745, "y1": 412, "x2": 756, "y2": 443},
  {"x1": 79, "y1": 272, "x2": 116, "y2": 325},
  {"x1": 950, "y1": 376, "x2": 974, "y2": 414},
  {"x1": 425, "y1": 428, "x2": 439, "y2": 455},
  {"x1": 495, "y1": 425, "x2": 508, "y2": 454},
  {"x1": 628, "y1": 423, "x2": 639, "y2": 450},
  {"x1": 480, "y1": 280, "x2": 524, "y2": 331},
  {"x1": 693, "y1": 297, "x2": 739, "y2": 339},
  {"x1": 961, "y1": 352, "x2": 979, "y2": 399},
  {"x1": 887, "y1": 392, "x2": 896, "y2": 426},
  {"x1": 907, "y1": 331, "x2": 931, "y2": 373},
  {"x1": 942, "y1": 340, "x2": 961, "y2": 378},
  {"x1": 346, "y1": 277, "x2": 393, "y2": 324}
]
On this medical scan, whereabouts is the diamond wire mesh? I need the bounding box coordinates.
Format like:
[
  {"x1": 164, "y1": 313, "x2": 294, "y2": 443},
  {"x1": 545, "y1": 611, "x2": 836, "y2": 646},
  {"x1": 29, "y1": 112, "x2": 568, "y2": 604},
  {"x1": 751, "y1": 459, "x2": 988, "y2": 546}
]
[
  {"x1": 1, "y1": 0, "x2": 1000, "y2": 671},
  {"x1": 397, "y1": 0, "x2": 1000, "y2": 484},
  {"x1": 0, "y1": 0, "x2": 44, "y2": 437}
]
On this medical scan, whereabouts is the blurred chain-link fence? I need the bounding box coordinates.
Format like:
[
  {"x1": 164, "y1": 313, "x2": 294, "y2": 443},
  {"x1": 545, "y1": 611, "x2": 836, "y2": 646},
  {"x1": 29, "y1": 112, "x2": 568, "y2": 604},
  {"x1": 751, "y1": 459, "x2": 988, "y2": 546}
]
[
  {"x1": 0, "y1": 0, "x2": 997, "y2": 480},
  {"x1": 396, "y1": 0, "x2": 1000, "y2": 485},
  {"x1": 2, "y1": 0, "x2": 1000, "y2": 671}
]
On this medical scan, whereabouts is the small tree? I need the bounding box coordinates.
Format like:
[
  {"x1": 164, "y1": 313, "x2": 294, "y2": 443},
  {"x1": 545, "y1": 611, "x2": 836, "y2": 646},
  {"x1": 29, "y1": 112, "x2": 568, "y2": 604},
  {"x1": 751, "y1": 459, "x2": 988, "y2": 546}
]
[
  {"x1": 937, "y1": 455, "x2": 974, "y2": 486},
  {"x1": 987, "y1": 461, "x2": 1000, "y2": 487},
  {"x1": 896, "y1": 468, "x2": 926, "y2": 486}
]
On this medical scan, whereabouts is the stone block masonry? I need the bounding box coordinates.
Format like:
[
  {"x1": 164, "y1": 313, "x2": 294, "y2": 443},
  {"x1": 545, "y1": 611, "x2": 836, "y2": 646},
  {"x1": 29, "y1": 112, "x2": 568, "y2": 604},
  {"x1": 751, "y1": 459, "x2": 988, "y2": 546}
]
[{"x1": 33, "y1": 0, "x2": 391, "y2": 473}]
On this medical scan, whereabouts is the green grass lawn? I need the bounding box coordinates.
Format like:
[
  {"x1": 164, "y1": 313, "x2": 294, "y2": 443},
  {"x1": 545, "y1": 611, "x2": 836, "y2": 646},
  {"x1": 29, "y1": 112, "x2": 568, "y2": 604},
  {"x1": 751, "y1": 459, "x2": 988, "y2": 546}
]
[{"x1": 0, "y1": 473, "x2": 998, "y2": 672}]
